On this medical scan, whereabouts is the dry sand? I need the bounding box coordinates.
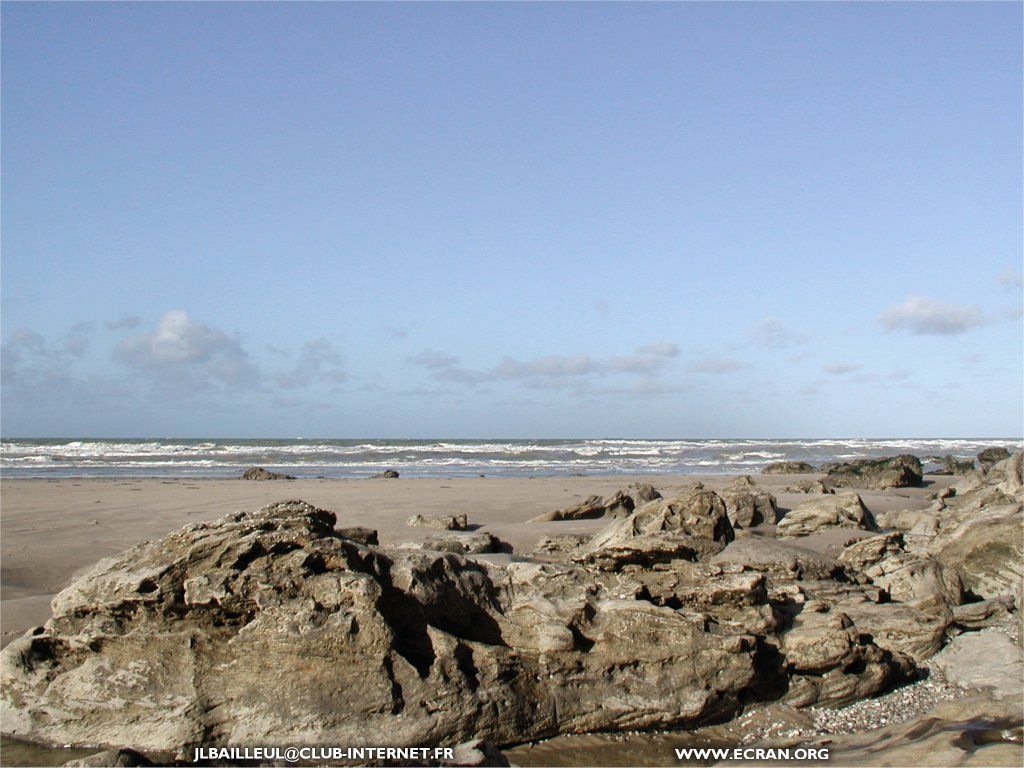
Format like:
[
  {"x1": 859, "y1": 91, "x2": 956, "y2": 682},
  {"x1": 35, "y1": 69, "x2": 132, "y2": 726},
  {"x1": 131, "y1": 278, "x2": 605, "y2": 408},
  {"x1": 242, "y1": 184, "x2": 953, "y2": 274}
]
[{"x1": 0, "y1": 473, "x2": 948, "y2": 647}]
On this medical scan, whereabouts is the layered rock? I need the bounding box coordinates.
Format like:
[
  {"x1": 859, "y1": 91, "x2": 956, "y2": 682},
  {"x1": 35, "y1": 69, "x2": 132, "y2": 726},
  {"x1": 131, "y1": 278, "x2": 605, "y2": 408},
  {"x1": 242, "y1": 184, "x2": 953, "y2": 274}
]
[
  {"x1": 420, "y1": 531, "x2": 502, "y2": 555},
  {"x1": 822, "y1": 455, "x2": 923, "y2": 490},
  {"x1": 1, "y1": 499, "x2": 912, "y2": 756},
  {"x1": 530, "y1": 484, "x2": 661, "y2": 522},
  {"x1": 576, "y1": 487, "x2": 734, "y2": 569},
  {"x1": 776, "y1": 492, "x2": 877, "y2": 538},
  {"x1": 839, "y1": 532, "x2": 962, "y2": 612},
  {"x1": 932, "y1": 452, "x2": 1023, "y2": 603},
  {"x1": 762, "y1": 461, "x2": 817, "y2": 475},
  {"x1": 718, "y1": 476, "x2": 778, "y2": 528}
]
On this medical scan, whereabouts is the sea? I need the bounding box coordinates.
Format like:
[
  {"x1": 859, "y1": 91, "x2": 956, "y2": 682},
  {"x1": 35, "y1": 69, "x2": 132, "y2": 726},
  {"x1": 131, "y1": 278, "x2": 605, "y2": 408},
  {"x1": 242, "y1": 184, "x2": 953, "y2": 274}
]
[{"x1": 1, "y1": 437, "x2": 1019, "y2": 479}]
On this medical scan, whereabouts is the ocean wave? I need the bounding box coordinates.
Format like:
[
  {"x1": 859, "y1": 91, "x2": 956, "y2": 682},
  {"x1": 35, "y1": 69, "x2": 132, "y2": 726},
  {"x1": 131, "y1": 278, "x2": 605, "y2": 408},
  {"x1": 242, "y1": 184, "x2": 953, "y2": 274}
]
[{"x1": 1, "y1": 437, "x2": 1019, "y2": 479}]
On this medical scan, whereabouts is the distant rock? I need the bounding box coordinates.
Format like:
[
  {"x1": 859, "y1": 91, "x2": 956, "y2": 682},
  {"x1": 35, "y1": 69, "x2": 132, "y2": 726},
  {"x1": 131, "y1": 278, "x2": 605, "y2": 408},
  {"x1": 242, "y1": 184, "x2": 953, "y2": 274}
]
[
  {"x1": 977, "y1": 446, "x2": 1012, "y2": 472},
  {"x1": 822, "y1": 455, "x2": 923, "y2": 490},
  {"x1": 239, "y1": 466, "x2": 295, "y2": 480},
  {"x1": 776, "y1": 492, "x2": 877, "y2": 538},
  {"x1": 718, "y1": 476, "x2": 778, "y2": 528},
  {"x1": 370, "y1": 469, "x2": 400, "y2": 479},
  {"x1": 762, "y1": 461, "x2": 817, "y2": 474},
  {"x1": 530, "y1": 484, "x2": 661, "y2": 522},
  {"x1": 406, "y1": 513, "x2": 468, "y2": 530},
  {"x1": 941, "y1": 455, "x2": 974, "y2": 474}
]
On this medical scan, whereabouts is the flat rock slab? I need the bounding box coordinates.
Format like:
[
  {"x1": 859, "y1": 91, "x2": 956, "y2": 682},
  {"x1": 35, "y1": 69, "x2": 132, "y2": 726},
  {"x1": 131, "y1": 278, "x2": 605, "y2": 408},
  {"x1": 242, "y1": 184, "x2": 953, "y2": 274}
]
[{"x1": 931, "y1": 629, "x2": 1024, "y2": 700}]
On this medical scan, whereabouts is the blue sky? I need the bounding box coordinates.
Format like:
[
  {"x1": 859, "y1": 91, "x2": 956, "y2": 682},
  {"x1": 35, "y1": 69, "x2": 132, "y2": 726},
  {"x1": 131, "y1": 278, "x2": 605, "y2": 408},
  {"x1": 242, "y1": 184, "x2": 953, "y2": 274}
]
[{"x1": 2, "y1": 2, "x2": 1021, "y2": 438}]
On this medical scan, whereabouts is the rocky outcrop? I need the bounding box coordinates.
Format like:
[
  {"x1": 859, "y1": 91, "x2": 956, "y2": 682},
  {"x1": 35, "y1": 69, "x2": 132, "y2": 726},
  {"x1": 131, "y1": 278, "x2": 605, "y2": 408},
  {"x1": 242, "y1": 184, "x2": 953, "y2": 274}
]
[
  {"x1": 1, "y1": 500, "x2": 913, "y2": 755},
  {"x1": 839, "y1": 532, "x2": 962, "y2": 612},
  {"x1": 406, "y1": 513, "x2": 468, "y2": 530},
  {"x1": 932, "y1": 452, "x2": 1023, "y2": 603},
  {"x1": 718, "y1": 476, "x2": 778, "y2": 528},
  {"x1": 420, "y1": 532, "x2": 502, "y2": 555},
  {"x1": 776, "y1": 492, "x2": 877, "y2": 538},
  {"x1": 370, "y1": 469, "x2": 400, "y2": 479},
  {"x1": 576, "y1": 487, "x2": 734, "y2": 569},
  {"x1": 710, "y1": 538, "x2": 847, "y2": 585},
  {"x1": 977, "y1": 447, "x2": 1012, "y2": 472},
  {"x1": 239, "y1": 467, "x2": 295, "y2": 481},
  {"x1": 822, "y1": 455, "x2": 923, "y2": 490},
  {"x1": 941, "y1": 455, "x2": 975, "y2": 475},
  {"x1": 762, "y1": 461, "x2": 817, "y2": 474},
  {"x1": 530, "y1": 484, "x2": 661, "y2": 522}
]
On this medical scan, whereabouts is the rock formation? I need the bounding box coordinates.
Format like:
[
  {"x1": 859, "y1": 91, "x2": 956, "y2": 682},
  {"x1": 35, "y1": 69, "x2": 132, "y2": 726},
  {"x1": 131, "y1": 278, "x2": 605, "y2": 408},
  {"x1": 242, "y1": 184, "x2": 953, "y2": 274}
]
[
  {"x1": 239, "y1": 467, "x2": 295, "y2": 481},
  {"x1": 977, "y1": 446, "x2": 1011, "y2": 472},
  {"x1": 822, "y1": 455, "x2": 923, "y2": 490},
  {"x1": 776, "y1": 492, "x2": 877, "y2": 538},
  {"x1": 406, "y1": 513, "x2": 468, "y2": 530},
  {"x1": 530, "y1": 484, "x2": 661, "y2": 522},
  {"x1": 419, "y1": 531, "x2": 502, "y2": 555},
  {"x1": 1, "y1": 499, "x2": 914, "y2": 756},
  {"x1": 717, "y1": 476, "x2": 778, "y2": 528},
  {"x1": 762, "y1": 461, "x2": 817, "y2": 474}
]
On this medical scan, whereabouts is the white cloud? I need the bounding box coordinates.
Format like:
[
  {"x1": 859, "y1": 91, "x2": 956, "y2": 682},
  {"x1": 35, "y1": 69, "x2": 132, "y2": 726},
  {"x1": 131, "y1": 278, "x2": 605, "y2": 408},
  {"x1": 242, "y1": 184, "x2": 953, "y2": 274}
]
[
  {"x1": 275, "y1": 338, "x2": 347, "y2": 389},
  {"x1": 106, "y1": 314, "x2": 142, "y2": 331},
  {"x1": 823, "y1": 362, "x2": 862, "y2": 375},
  {"x1": 755, "y1": 317, "x2": 809, "y2": 348},
  {"x1": 998, "y1": 267, "x2": 1023, "y2": 290},
  {"x1": 878, "y1": 295, "x2": 986, "y2": 336},
  {"x1": 686, "y1": 356, "x2": 749, "y2": 374},
  {"x1": 114, "y1": 310, "x2": 258, "y2": 388},
  {"x1": 408, "y1": 350, "x2": 460, "y2": 369},
  {"x1": 421, "y1": 342, "x2": 682, "y2": 389},
  {"x1": 636, "y1": 341, "x2": 681, "y2": 358}
]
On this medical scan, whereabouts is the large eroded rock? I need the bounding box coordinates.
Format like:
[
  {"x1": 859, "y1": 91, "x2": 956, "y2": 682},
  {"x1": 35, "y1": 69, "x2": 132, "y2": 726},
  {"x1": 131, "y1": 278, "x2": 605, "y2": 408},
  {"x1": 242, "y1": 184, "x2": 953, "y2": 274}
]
[
  {"x1": 1, "y1": 500, "x2": 911, "y2": 755},
  {"x1": 718, "y1": 476, "x2": 778, "y2": 528},
  {"x1": 776, "y1": 492, "x2": 877, "y2": 538},
  {"x1": 822, "y1": 455, "x2": 923, "y2": 490},
  {"x1": 530, "y1": 484, "x2": 661, "y2": 522}
]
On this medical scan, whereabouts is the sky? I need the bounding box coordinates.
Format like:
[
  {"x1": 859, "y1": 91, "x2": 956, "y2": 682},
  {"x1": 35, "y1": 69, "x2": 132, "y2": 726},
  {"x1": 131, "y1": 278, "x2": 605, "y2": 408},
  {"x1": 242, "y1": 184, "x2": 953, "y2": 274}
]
[{"x1": 2, "y1": 1, "x2": 1021, "y2": 439}]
